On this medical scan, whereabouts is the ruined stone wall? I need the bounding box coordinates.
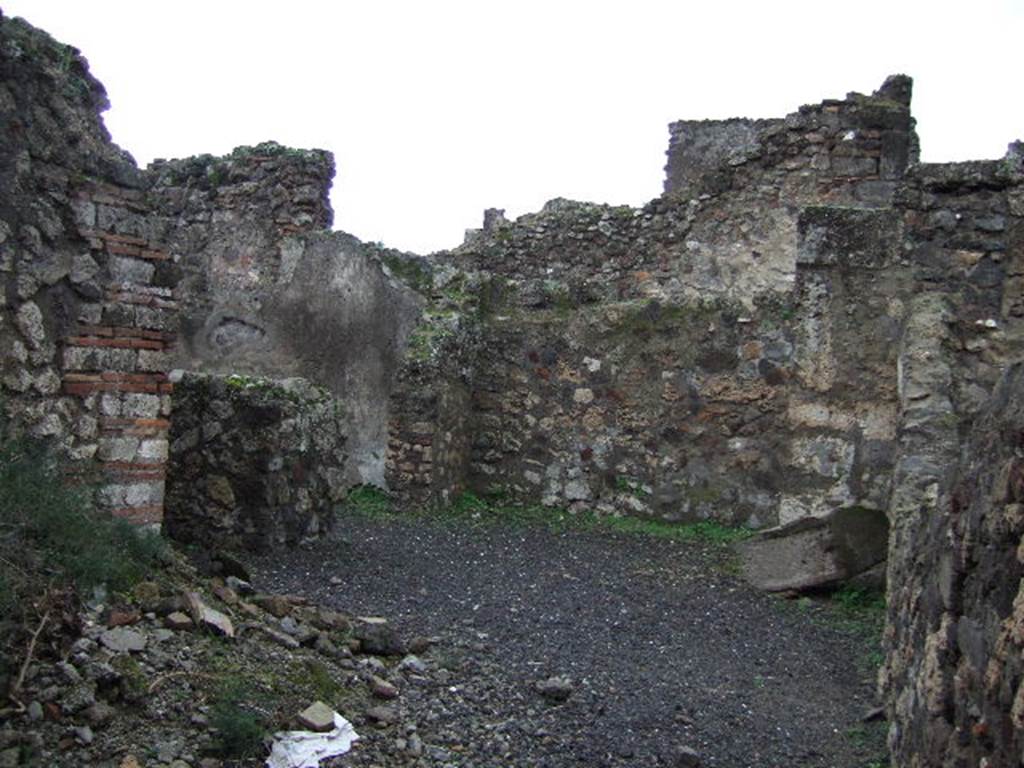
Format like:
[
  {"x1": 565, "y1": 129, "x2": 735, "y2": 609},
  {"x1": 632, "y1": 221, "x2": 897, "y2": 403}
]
[
  {"x1": 146, "y1": 148, "x2": 422, "y2": 486},
  {"x1": 881, "y1": 154, "x2": 1024, "y2": 767},
  {"x1": 8, "y1": 14, "x2": 1024, "y2": 763},
  {"x1": 0, "y1": 13, "x2": 178, "y2": 525},
  {"x1": 165, "y1": 372, "x2": 348, "y2": 550},
  {"x1": 389, "y1": 79, "x2": 918, "y2": 525},
  {"x1": 665, "y1": 75, "x2": 916, "y2": 208}
]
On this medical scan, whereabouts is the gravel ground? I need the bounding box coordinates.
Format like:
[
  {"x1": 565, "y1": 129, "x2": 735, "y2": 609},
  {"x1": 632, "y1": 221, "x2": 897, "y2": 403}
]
[{"x1": 252, "y1": 513, "x2": 888, "y2": 768}]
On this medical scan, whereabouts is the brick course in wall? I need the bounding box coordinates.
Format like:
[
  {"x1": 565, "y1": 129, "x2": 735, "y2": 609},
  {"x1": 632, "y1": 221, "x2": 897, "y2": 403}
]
[
  {"x1": 0, "y1": 14, "x2": 182, "y2": 530},
  {"x1": 59, "y1": 182, "x2": 179, "y2": 526}
]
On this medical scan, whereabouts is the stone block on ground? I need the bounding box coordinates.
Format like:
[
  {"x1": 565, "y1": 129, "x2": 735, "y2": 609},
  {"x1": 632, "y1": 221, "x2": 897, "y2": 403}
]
[
  {"x1": 736, "y1": 506, "x2": 889, "y2": 592},
  {"x1": 296, "y1": 701, "x2": 337, "y2": 732}
]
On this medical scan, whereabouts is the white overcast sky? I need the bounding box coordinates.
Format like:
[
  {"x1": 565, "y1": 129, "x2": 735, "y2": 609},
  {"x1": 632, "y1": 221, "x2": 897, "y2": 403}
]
[{"x1": 3, "y1": 1, "x2": 1022, "y2": 254}]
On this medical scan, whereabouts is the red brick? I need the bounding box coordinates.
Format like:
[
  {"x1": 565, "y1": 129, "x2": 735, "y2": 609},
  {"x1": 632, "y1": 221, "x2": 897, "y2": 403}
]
[
  {"x1": 128, "y1": 338, "x2": 165, "y2": 350},
  {"x1": 66, "y1": 336, "x2": 120, "y2": 348},
  {"x1": 134, "y1": 418, "x2": 171, "y2": 429},
  {"x1": 101, "y1": 232, "x2": 148, "y2": 247}
]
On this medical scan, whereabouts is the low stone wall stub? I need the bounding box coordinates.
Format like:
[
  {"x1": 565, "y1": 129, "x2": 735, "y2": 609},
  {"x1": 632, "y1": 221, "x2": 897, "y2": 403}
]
[{"x1": 164, "y1": 372, "x2": 348, "y2": 550}]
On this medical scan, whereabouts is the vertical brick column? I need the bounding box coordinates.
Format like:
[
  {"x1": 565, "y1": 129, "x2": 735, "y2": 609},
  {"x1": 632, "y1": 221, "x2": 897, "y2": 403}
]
[{"x1": 61, "y1": 183, "x2": 178, "y2": 527}]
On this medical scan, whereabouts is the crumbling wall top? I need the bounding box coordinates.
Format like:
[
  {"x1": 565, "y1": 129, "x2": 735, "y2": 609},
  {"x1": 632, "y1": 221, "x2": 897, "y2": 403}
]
[
  {"x1": 0, "y1": 10, "x2": 139, "y2": 186},
  {"x1": 147, "y1": 141, "x2": 335, "y2": 234},
  {"x1": 664, "y1": 75, "x2": 918, "y2": 201}
]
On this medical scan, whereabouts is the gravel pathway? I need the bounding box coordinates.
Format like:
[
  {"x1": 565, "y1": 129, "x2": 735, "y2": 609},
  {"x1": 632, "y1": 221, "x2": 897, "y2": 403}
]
[{"x1": 252, "y1": 513, "x2": 887, "y2": 767}]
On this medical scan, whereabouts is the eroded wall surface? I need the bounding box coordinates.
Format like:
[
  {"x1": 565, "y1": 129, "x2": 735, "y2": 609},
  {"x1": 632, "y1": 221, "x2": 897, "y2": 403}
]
[
  {"x1": 146, "y1": 147, "x2": 423, "y2": 485},
  {"x1": 0, "y1": 13, "x2": 179, "y2": 525},
  {"x1": 386, "y1": 77, "x2": 919, "y2": 528},
  {"x1": 165, "y1": 373, "x2": 348, "y2": 550},
  {"x1": 881, "y1": 156, "x2": 1024, "y2": 767}
]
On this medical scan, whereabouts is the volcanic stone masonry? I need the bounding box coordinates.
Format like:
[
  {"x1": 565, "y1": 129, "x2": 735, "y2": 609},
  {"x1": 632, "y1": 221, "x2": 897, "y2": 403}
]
[
  {"x1": 0, "y1": 13, "x2": 178, "y2": 526},
  {"x1": 2, "y1": 9, "x2": 1023, "y2": 767},
  {"x1": 165, "y1": 372, "x2": 348, "y2": 551}
]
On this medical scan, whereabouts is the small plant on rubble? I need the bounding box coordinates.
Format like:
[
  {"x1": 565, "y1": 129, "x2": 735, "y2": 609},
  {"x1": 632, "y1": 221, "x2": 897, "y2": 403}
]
[{"x1": 0, "y1": 415, "x2": 166, "y2": 620}]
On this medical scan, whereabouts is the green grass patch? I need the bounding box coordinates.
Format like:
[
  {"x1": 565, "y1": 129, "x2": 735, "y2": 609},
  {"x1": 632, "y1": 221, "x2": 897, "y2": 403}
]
[
  {"x1": 0, "y1": 420, "x2": 167, "y2": 619},
  {"x1": 343, "y1": 484, "x2": 393, "y2": 517},
  {"x1": 829, "y1": 584, "x2": 887, "y2": 635},
  {"x1": 415, "y1": 492, "x2": 753, "y2": 547},
  {"x1": 208, "y1": 677, "x2": 267, "y2": 760},
  {"x1": 598, "y1": 516, "x2": 753, "y2": 545}
]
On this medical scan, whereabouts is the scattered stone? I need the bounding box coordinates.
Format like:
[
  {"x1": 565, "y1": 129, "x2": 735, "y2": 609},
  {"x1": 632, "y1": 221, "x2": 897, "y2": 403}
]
[
  {"x1": 211, "y1": 583, "x2": 239, "y2": 606},
  {"x1": 354, "y1": 618, "x2": 405, "y2": 656},
  {"x1": 536, "y1": 676, "x2": 573, "y2": 702},
  {"x1": 184, "y1": 591, "x2": 235, "y2": 638},
  {"x1": 365, "y1": 705, "x2": 397, "y2": 726},
  {"x1": 398, "y1": 655, "x2": 427, "y2": 674},
  {"x1": 255, "y1": 624, "x2": 300, "y2": 649},
  {"x1": 253, "y1": 594, "x2": 292, "y2": 618},
  {"x1": 296, "y1": 701, "x2": 336, "y2": 733},
  {"x1": 370, "y1": 675, "x2": 399, "y2": 700},
  {"x1": 99, "y1": 627, "x2": 147, "y2": 653},
  {"x1": 314, "y1": 633, "x2": 340, "y2": 657},
  {"x1": 407, "y1": 636, "x2": 432, "y2": 654},
  {"x1": 104, "y1": 606, "x2": 142, "y2": 628},
  {"x1": 55, "y1": 661, "x2": 82, "y2": 684},
  {"x1": 164, "y1": 612, "x2": 194, "y2": 631},
  {"x1": 225, "y1": 575, "x2": 254, "y2": 595},
  {"x1": 313, "y1": 608, "x2": 350, "y2": 632},
  {"x1": 27, "y1": 700, "x2": 43, "y2": 721},
  {"x1": 83, "y1": 701, "x2": 117, "y2": 728},
  {"x1": 119, "y1": 756, "x2": 142, "y2": 768},
  {"x1": 72, "y1": 725, "x2": 94, "y2": 745}
]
